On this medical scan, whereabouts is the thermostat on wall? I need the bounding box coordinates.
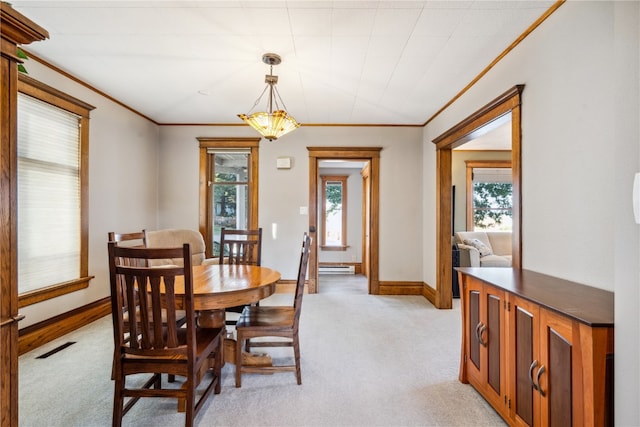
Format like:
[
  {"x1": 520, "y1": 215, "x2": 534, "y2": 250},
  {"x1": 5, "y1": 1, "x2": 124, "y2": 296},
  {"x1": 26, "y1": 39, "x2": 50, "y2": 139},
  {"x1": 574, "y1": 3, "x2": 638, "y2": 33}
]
[{"x1": 277, "y1": 157, "x2": 291, "y2": 169}]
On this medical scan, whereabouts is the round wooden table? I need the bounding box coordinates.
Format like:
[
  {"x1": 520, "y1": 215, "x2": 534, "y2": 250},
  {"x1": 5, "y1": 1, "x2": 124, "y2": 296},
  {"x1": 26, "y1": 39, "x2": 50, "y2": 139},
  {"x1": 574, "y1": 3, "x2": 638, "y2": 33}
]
[
  {"x1": 172, "y1": 263, "x2": 281, "y2": 366},
  {"x1": 172, "y1": 263, "x2": 281, "y2": 328}
]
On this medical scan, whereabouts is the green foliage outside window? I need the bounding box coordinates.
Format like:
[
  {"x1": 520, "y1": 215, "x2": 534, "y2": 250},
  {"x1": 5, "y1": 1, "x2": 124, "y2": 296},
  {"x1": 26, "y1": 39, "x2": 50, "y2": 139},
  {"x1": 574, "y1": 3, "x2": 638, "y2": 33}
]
[
  {"x1": 325, "y1": 182, "x2": 342, "y2": 215},
  {"x1": 473, "y1": 182, "x2": 512, "y2": 229},
  {"x1": 214, "y1": 172, "x2": 237, "y2": 219}
]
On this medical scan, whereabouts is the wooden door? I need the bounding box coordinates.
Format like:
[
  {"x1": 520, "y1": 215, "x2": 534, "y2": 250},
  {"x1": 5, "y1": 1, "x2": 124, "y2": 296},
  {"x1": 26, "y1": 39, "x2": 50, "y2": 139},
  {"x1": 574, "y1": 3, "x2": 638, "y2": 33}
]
[
  {"x1": 462, "y1": 277, "x2": 507, "y2": 418},
  {"x1": 483, "y1": 285, "x2": 506, "y2": 412},
  {"x1": 463, "y1": 277, "x2": 483, "y2": 385},
  {"x1": 509, "y1": 295, "x2": 541, "y2": 427},
  {"x1": 539, "y1": 308, "x2": 576, "y2": 427}
]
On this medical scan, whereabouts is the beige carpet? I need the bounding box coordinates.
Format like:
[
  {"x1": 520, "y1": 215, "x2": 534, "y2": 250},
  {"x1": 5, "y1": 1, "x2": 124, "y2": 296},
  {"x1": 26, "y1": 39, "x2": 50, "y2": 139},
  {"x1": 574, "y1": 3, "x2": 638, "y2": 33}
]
[{"x1": 19, "y1": 275, "x2": 506, "y2": 426}]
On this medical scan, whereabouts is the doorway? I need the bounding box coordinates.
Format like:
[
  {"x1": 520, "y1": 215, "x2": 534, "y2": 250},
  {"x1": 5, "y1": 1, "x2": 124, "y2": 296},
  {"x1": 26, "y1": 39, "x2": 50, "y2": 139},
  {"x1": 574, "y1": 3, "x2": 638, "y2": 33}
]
[
  {"x1": 432, "y1": 85, "x2": 523, "y2": 309},
  {"x1": 307, "y1": 147, "x2": 381, "y2": 294}
]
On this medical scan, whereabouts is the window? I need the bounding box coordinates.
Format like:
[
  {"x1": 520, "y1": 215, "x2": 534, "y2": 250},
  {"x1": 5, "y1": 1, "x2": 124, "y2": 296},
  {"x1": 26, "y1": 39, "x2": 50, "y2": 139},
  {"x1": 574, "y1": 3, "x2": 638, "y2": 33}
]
[
  {"x1": 466, "y1": 161, "x2": 512, "y2": 231},
  {"x1": 17, "y1": 75, "x2": 94, "y2": 307},
  {"x1": 198, "y1": 138, "x2": 259, "y2": 258},
  {"x1": 320, "y1": 175, "x2": 347, "y2": 250}
]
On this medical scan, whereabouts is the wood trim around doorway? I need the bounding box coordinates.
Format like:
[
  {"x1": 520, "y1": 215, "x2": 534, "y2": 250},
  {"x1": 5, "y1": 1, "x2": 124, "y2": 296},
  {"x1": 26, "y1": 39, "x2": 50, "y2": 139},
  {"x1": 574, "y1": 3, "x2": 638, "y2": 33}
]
[
  {"x1": 430, "y1": 85, "x2": 523, "y2": 309},
  {"x1": 307, "y1": 147, "x2": 381, "y2": 294}
]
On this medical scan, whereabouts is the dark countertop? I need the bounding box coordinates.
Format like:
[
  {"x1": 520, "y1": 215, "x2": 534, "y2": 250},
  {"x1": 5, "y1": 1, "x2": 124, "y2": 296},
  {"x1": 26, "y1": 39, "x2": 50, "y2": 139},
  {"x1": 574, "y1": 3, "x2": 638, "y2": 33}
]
[{"x1": 455, "y1": 267, "x2": 614, "y2": 327}]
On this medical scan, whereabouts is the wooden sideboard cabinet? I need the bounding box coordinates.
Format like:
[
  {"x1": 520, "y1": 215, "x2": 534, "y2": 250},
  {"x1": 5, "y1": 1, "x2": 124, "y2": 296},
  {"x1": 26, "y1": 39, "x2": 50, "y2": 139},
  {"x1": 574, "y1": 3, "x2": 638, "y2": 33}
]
[{"x1": 457, "y1": 268, "x2": 614, "y2": 427}]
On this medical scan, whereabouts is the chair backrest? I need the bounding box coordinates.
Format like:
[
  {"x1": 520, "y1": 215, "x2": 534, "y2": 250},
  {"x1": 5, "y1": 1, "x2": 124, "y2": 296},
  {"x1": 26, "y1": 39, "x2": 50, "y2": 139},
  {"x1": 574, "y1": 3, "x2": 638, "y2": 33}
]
[
  {"x1": 108, "y1": 231, "x2": 146, "y2": 247},
  {"x1": 293, "y1": 233, "x2": 312, "y2": 325},
  {"x1": 219, "y1": 228, "x2": 262, "y2": 266},
  {"x1": 108, "y1": 230, "x2": 147, "y2": 266},
  {"x1": 144, "y1": 229, "x2": 207, "y2": 267},
  {"x1": 108, "y1": 242, "x2": 197, "y2": 360}
]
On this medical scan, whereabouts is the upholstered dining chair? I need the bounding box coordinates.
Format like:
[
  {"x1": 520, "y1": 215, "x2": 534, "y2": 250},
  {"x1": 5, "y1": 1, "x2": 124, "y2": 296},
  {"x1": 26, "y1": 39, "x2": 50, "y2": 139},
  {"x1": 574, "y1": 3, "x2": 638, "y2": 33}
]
[
  {"x1": 108, "y1": 242, "x2": 223, "y2": 427},
  {"x1": 218, "y1": 228, "x2": 263, "y2": 326},
  {"x1": 234, "y1": 232, "x2": 311, "y2": 387},
  {"x1": 144, "y1": 228, "x2": 218, "y2": 267}
]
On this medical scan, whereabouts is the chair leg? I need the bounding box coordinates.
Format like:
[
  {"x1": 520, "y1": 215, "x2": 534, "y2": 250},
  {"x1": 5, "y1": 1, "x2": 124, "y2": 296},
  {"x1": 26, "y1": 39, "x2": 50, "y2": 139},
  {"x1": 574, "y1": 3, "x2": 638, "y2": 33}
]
[
  {"x1": 112, "y1": 378, "x2": 124, "y2": 427},
  {"x1": 235, "y1": 333, "x2": 243, "y2": 387},
  {"x1": 185, "y1": 380, "x2": 195, "y2": 427},
  {"x1": 293, "y1": 333, "x2": 302, "y2": 385}
]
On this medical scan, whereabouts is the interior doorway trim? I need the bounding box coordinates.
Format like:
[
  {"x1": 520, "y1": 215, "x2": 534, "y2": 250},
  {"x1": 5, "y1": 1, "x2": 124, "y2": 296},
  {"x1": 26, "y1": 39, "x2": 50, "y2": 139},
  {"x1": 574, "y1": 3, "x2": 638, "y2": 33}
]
[
  {"x1": 307, "y1": 147, "x2": 381, "y2": 294},
  {"x1": 431, "y1": 85, "x2": 524, "y2": 309}
]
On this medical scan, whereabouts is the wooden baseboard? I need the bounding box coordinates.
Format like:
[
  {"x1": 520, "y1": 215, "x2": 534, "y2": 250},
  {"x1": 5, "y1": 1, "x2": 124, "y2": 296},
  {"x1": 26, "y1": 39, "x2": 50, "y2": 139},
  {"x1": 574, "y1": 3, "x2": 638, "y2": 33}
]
[
  {"x1": 275, "y1": 280, "x2": 309, "y2": 294},
  {"x1": 18, "y1": 297, "x2": 111, "y2": 356},
  {"x1": 422, "y1": 282, "x2": 437, "y2": 305},
  {"x1": 379, "y1": 281, "x2": 424, "y2": 295}
]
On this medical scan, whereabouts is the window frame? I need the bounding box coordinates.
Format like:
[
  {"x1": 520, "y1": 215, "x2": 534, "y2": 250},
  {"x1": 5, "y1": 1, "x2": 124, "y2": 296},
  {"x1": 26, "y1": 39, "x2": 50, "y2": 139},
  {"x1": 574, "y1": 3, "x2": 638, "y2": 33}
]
[
  {"x1": 465, "y1": 160, "x2": 512, "y2": 231},
  {"x1": 320, "y1": 175, "x2": 348, "y2": 251},
  {"x1": 17, "y1": 74, "x2": 94, "y2": 307},
  {"x1": 197, "y1": 137, "x2": 260, "y2": 259}
]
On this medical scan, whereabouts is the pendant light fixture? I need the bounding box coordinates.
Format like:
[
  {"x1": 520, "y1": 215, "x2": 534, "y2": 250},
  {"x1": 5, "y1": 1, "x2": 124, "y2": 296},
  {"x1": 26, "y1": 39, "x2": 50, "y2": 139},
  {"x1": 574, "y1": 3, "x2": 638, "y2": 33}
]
[{"x1": 238, "y1": 53, "x2": 299, "y2": 141}]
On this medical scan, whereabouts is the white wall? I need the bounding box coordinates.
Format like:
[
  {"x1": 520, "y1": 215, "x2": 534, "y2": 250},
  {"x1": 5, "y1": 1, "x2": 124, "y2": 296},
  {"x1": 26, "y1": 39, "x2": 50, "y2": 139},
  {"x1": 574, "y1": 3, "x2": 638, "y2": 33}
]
[
  {"x1": 423, "y1": 2, "x2": 639, "y2": 423},
  {"x1": 19, "y1": 60, "x2": 160, "y2": 327},
  {"x1": 158, "y1": 125, "x2": 424, "y2": 280}
]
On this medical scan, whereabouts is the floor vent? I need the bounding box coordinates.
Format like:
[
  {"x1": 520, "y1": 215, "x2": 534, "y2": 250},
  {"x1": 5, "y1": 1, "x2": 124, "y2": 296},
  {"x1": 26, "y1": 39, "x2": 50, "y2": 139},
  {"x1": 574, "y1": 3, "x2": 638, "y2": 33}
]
[
  {"x1": 319, "y1": 265, "x2": 355, "y2": 275},
  {"x1": 36, "y1": 341, "x2": 76, "y2": 359}
]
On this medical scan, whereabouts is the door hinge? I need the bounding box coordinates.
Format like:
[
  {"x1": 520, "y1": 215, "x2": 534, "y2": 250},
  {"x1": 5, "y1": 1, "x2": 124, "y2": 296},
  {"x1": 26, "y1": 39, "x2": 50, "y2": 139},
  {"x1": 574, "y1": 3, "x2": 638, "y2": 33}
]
[
  {"x1": 504, "y1": 301, "x2": 510, "y2": 311},
  {"x1": 504, "y1": 395, "x2": 511, "y2": 408}
]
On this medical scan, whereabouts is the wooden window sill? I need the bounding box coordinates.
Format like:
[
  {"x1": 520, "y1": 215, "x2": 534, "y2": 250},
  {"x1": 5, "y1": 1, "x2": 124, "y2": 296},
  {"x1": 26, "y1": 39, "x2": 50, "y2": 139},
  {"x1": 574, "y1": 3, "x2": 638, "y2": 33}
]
[{"x1": 18, "y1": 276, "x2": 94, "y2": 307}]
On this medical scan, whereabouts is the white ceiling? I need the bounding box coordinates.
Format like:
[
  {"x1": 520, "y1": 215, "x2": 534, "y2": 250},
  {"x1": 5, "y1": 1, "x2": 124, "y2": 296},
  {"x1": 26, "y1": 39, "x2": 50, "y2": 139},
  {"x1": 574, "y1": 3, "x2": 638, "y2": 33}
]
[{"x1": 11, "y1": 1, "x2": 555, "y2": 127}]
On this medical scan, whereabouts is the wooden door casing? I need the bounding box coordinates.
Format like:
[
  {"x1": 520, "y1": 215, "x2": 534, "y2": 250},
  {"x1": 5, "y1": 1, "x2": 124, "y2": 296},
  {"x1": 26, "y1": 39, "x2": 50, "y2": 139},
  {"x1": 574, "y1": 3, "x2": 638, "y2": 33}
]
[{"x1": 0, "y1": 4, "x2": 49, "y2": 426}]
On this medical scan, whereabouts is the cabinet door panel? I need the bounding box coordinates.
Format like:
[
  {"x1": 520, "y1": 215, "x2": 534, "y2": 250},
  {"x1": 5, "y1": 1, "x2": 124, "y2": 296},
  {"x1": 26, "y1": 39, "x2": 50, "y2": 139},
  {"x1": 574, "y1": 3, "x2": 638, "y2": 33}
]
[
  {"x1": 469, "y1": 289, "x2": 481, "y2": 371},
  {"x1": 515, "y1": 305, "x2": 535, "y2": 426},
  {"x1": 486, "y1": 293, "x2": 502, "y2": 395},
  {"x1": 540, "y1": 308, "x2": 575, "y2": 427},
  {"x1": 547, "y1": 326, "x2": 572, "y2": 427}
]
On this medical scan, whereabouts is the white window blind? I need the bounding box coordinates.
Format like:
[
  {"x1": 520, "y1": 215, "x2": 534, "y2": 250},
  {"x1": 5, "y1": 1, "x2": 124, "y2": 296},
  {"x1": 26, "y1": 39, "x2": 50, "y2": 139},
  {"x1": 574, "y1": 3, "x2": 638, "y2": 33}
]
[
  {"x1": 473, "y1": 168, "x2": 512, "y2": 183},
  {"x1": 17, "y1": 93, "x2": 81, "y2": 293}
]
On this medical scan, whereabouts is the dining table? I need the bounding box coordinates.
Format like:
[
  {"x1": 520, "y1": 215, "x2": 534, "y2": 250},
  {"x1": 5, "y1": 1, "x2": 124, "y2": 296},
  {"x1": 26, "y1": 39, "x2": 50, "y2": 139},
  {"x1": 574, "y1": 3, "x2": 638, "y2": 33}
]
[{"x1": 170, "y1": 263, "x2": 281, "y2": 366}]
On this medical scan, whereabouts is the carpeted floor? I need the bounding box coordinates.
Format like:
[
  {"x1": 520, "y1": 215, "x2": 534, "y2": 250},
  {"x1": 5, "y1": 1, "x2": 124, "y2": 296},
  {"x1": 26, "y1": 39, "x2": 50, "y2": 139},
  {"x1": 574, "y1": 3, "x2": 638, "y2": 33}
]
[{"x1": 19, "y1": 275, "x2": 506, "y2": 426}]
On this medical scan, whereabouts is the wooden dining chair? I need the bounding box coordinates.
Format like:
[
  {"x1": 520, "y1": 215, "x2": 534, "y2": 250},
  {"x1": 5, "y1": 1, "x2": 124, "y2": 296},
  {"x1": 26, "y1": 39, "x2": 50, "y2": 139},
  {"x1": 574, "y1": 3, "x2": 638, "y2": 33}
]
[
  {"x1": 218, "y1": 228, "x2": 262, "y2": 266},
  {"x1": 234, "y1": 232, "x2": 311, "y2": 387},
  {"x1": 108, "y1": 242, "x2": 223, "y2": 427},
  {"x1": 218, "y1": 228, "x2": 263, "y2": 326},
  {"x1": 108, "y1": 231, "x2": 187, "y2": 330}
]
